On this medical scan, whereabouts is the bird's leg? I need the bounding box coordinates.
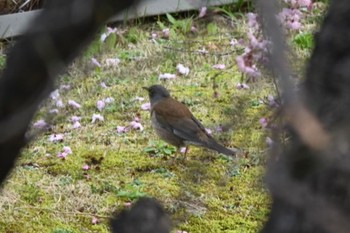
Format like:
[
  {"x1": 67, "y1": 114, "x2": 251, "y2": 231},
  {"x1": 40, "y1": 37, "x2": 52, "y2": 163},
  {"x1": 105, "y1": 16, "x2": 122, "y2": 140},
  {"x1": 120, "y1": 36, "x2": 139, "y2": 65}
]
[{"x1": 183, "y1": 146, "x2": 189, "y2": 160}]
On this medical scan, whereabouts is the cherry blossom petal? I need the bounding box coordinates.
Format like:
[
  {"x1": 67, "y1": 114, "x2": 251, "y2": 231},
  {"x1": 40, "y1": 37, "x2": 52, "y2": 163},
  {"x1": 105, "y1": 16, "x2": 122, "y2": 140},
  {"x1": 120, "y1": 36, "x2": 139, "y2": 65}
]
[
  {"x1": 68, "y1": 100, "x2": 81, "y2": 109},
  {"x1": 92, "y1": 114, "x2": 104, "y2": 123},
  {"x1": 159, "y1": 73, "x2": 176, "y2": 80}
]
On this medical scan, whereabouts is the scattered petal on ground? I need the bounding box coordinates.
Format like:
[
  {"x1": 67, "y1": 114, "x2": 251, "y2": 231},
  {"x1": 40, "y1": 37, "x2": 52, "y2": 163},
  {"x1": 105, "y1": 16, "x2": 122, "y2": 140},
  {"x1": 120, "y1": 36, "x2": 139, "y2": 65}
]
[
  {"x1": 92, "y1": 114, "x2": 104, "y2": 123},
  {"x1": 230, "y1": 38, "x2": 238, "y2": 46},
  {"x1": 215, "y1": 126, "x2": 223, "y2": 132},
  {"x1": 260, "y1": 118, "x2": 268, "y2": 128},
  {"x1": 180, "y1": 147, "x2": 187, "y2": 154},
  {"x1": 124, "y1": 202, "x2": 132, "y2": 207},
  {"x1": 63, "y1": 146, "x2": 72, "y2": 155},
  {"x1": 49, "y1": 109, "x2": 59, "y2": 114},
  {"x1": 57, "y1": 146, "x2": 72, "y2": 159},
  {"x1": 162, "y1": 28, "x2": 170, "y2": 39},
  {"x1": 205, "y1": 128, "x2": 212, "y2": 135},
  {"x1": 97, "y1": 100, "x2": 106, "y2": 111},
  {"x1": 130, "y1": 121, "x2": 144, "y2": 131},
  {"x1": 100, "y1": 82, "x2": 108, "y2": 88},
  {"x1": 141, "y1": 102, "x2": 151, "y2": 111},
  {"x1": 68, "y1": 100, "x2": 81, "y2": 109},
  {"x1": 105, "y1": 58, "x2": 120, "y2": 67},
  {"x1": 117, "y1": 126, "x2": 129, "y2": 133},
  {"x1": 198, "y1": 6, "x2": 207, "y2": 18},
  {"x1": 91, "y1": 216, "x2": 99, "y2": 225},
  {"x1": 104, "y1": 97, "x2": 114, "y2": 103},
  {"x1": 176, "y1": 64, "x2": 190, "y2": 76},
  {"x1": 49, "y1": 134, "x2": 64, "y2": 142},
  {"x1": 236, "y1": 83, "x2": 250, "y2": 89},
  {"x1": 198, "y1": 47, "x2": 208, "y2": 54},
  {"x1": 213, "y1": 64, "x2": 226, "y2": 70},
  {"x1": 33, "y1": 120, "x2": 48, "y2": 129},
  {"x1": 91, "y1": 58, "x2": 101, "y2": 67},
  {"x1": 72, "y1": 121, "x2": 81, "y2": 129},
  {"x1": 50, "y1": 89, "x2": 60, "y2": 100},
  {"x1": 56, "y1": 99, "x2": 65, "y2": 108},
  {"x1": 159, "y1": 73, "x2": 176, "y2": 80},
  {"x1": 60, "y1": 84, "x2": 71, "y2": 90},
  {"x1": 134, "y1": 96, "x2": 145, "y2": 102},
  {"x1": 82, "y1": 164, "x2": 90, "y2": 170},
  {"x1": 151, "y1": 32, "x2": 158, "y2": 39},
  {"x1": 71, "y1": 116, "x2": 81, "y2": 123}
]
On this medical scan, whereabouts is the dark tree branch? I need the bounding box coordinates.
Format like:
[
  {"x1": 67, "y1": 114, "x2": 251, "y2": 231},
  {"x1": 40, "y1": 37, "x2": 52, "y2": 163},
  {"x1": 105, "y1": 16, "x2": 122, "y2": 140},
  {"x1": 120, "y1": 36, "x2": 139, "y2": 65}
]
[{"x1": 0, "y1": 0, "x2": 137, "y2": 185}]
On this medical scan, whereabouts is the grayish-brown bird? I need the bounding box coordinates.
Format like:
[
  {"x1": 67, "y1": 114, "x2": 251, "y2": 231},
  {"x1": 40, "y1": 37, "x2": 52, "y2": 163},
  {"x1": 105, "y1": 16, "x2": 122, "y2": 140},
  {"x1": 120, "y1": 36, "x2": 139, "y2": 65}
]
[{"x1": 143, "y1": 85, "x2": 236, "y2": 156}]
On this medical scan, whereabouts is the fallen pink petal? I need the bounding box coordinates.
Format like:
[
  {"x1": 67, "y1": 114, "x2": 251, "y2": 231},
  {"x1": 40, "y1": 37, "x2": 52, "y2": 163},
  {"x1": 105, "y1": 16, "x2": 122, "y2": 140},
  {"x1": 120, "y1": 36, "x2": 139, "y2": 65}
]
[
  {"x1": 104, "y1": 97, "x2": 114, "y2": 103},
  {"x1": 92, "y1": 114, "x2": 104, "y2": 123},
  {"x1": 236, "y1": 83, "x2": 250, "y2": 89},
  {"x1": 124, "y1": 202, "x2": 132, "y2": 207},
  {"x1": 176, "y1": 64, "x2": 190, "y2": 76},
  {"x1": 117, "y1": 126, "x2": 129, "y2": 133},
  {"x1": 100, "y1": 82, "x2": 108, "y2": 88},
  {"x1": 91, "y1": 216, "x2": 99, "y2": 225},
  {"x1": 141, "y1": 102, "x2": 151, "y2": 111},
  {"x1": 50, "y1": 89, "x2": 60, "y2": 100},
  {"x1": 97, "y1": 100, "x2": 106, "y2": 111},
  {"x1": 33, "y1": 119, "x2": 48, "y2": 129},
  {"x1": 180, "y1": 147, "x2": 187, "y2": 154},
  {"x1": 130, "y1": 121, "x2": 144, "y2": 131},
  {"x1": 72, "y1": 121, "x2": 81, "y2": 129},
  {"x1": 49, "y1": 109, "x2": 59, "y2": 114},
  {"x1": 71, "y1": 116, "x2": 81, "y2": 123},
  {"x1": 56, "y1": 99, "x2": 65, "y2": 108},
  {"x1": 57, "y1": 152, "x2": 68, "y2": 159},
  {"x1": 134, "y1": 116, "x2": 141, "y2": 122},
  {"x1": 151, "y1": 32, "x2": 158, "y2": 39},
  {"x1": 49, "y1": 134, "x2": 64, "y2": 142},
  {"x1": 134, "y1": 96, "x2": 145, "y2": 102},
  {"x1": 68, "y1": 100, "x2": 81, "y2": 109},
  {"x1": 105, "y1": 58, "x2": 120, "y2": 67},
  {"x1": 230, "y1": 38, "x2": 238, "y2": 46},
  {"x1": 159, "y1": 73, "x2": 176, "y2": 80},
  {"x1": 63, "y1": 146, "x2": 73, "y2": 155},
  {"x1": 205, "y1": 128, "x2": 213, "y2": 135},
  {"x1": 259, "y1": 118, "x2": 268, "y2": 128},
  {"x1": 91, "y1": 58, "x2": 102, "y2": 67},
  {"x1": 162, "y1": 28, "x2": 170, "y2": 38},
  {"x1": 198, "y1": 6, "x2": 207, "y2": 18},
  {"x1": 213, "y1": 64, "x2": 226, "y2": 70},
  {"x1": 198, "y1": 47, "x2": 208, "y2": 54},
  {"x1": 82, "y1": 164, "x2": 90, "y2": 170},
  {"x1": 60, "y1": 84, "x2": 71, "y2": 90}
]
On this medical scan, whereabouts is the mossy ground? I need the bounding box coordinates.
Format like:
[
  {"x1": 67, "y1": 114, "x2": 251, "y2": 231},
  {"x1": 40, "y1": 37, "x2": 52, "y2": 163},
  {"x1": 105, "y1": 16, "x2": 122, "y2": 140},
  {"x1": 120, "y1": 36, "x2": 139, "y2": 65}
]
[{"x1": 0, "y1": 3, "x2": 327, "y2": 232}]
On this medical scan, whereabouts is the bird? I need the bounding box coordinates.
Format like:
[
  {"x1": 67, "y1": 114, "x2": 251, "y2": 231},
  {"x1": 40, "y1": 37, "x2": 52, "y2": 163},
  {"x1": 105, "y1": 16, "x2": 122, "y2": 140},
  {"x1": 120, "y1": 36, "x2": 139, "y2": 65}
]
[{"x1": 143, "y1": 85, "x2": 236, "y2": 157}]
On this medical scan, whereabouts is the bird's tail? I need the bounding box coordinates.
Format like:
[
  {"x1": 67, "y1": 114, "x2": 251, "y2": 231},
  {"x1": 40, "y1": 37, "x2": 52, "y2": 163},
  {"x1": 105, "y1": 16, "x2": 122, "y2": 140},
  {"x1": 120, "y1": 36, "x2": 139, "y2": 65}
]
[{"x1": 207, "y1": 139, "x2": 237, "y2": 156}]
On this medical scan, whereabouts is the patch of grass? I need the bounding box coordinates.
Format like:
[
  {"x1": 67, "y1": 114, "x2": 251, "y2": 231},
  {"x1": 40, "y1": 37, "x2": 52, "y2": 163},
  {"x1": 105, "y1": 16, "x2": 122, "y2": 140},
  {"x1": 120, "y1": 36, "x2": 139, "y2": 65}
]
[{"x1": 293, "y1": 32, "x2": 314, "y2": 50}]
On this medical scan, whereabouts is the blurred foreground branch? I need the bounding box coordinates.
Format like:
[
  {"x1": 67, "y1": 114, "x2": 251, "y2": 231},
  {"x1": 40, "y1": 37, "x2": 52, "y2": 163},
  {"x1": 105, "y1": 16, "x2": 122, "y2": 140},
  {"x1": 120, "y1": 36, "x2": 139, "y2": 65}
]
[
  {"x1": 0, "y1": 0, "x2": 136, "y2": 187},
  {"x1": 258, "y1": 0, "x2": 350, "y2": 232}
]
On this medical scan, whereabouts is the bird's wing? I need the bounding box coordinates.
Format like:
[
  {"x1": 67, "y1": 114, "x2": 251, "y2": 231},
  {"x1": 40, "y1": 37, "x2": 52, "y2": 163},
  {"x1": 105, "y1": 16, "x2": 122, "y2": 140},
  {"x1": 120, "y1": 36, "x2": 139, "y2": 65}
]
[{"x1": 152, "y1": 98, "x2": 211, "y2": 145}]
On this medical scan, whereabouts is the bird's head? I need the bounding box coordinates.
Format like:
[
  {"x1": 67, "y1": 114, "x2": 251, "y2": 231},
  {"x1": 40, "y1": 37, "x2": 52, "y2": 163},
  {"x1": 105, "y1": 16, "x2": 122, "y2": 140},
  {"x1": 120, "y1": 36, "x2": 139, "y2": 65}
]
[{"x1": 143, "y1": 85, "x2": 171, "y2": 105}]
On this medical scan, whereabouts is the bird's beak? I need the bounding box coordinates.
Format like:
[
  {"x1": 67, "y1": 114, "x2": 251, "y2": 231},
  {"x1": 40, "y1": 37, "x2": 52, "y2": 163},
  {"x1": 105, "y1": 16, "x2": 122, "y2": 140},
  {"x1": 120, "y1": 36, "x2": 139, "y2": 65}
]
[{"x1": 142, "y1": 86, "x2": 149, "y2": 91}]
